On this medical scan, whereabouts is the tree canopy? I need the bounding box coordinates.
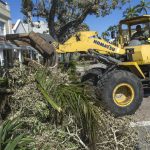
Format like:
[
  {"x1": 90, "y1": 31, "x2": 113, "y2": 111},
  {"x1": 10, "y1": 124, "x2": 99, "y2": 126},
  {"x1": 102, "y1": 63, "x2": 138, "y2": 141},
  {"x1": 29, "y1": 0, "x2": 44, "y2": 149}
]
[
  {"x1": 135, "y1": 0, "x2": 150, "y2": 15},
  {"x1": 21, "y1": 0, "x2": 129, "y2": 42},
  {"x1": 123, "y1": 7, "x2": 139, "y2": 19},
  {"x1": 21, "y1": 0, "x2": 33, "y2": 16},
  {"x1": 123, "y1": 0, "x2": 150, "y2": 19},
  {"x1": 101, "y1": 25, "x2": 118, "y2": 41}
]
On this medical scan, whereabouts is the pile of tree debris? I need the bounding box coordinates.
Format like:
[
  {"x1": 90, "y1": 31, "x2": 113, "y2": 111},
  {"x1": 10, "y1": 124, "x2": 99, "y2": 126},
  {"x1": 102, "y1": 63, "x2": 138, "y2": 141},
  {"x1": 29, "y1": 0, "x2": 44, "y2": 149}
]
[{"x1": 0, "y1": 62, "x2": 138, "y2": 150}]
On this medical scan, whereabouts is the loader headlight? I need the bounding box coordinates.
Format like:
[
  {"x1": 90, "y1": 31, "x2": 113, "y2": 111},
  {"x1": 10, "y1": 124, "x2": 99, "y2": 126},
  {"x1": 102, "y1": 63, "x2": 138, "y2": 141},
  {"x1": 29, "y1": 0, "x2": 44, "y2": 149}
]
[{"x1": 126, "y1": 48, "x2": 134, "y2": 54}]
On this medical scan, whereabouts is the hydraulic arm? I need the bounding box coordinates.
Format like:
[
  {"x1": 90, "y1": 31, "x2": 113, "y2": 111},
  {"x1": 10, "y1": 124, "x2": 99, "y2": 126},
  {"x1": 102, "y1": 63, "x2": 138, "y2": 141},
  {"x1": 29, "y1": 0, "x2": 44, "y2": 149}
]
[{"x1": 57, "y1": 31, "x2": 125, "y2": 55}]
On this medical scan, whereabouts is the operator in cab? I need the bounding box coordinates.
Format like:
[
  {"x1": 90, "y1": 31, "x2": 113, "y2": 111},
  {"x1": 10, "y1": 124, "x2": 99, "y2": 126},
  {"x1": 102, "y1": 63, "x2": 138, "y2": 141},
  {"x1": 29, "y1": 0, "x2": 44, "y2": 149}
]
[
  {"x1": 131, "y1": 25, "x2": 144, "y2": 40},
  {"x1": 129, "y1": 24, "x2": 149, "y2": 46}
]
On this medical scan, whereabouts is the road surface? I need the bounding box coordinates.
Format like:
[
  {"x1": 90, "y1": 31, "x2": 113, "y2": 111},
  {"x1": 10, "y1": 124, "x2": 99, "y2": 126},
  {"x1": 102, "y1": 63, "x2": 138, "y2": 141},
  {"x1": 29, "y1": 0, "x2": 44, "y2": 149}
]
[
  {"x1": 132, "y1": 98, "x2": 150, "y2": 150},
  {"x1": 134, "y1": 98, "x2": 150, "y2": 121}
]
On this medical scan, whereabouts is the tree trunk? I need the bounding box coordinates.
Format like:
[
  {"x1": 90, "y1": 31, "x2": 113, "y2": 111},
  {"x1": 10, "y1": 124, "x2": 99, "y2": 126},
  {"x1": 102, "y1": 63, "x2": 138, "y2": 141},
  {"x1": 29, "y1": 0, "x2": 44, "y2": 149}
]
[
  {"x1": 48, "y1": 0, "x2": 58, "y2": 41},
  {"x1": 57, "y1": 4, "x2": 95, "y2": 39}
]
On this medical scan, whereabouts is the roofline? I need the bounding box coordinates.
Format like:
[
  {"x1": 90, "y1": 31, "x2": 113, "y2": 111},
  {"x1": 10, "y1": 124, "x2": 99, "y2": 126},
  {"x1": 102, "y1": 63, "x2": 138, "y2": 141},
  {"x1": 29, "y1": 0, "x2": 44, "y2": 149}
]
[
  {"x1": 12, "y1": 19, "x2": 21, "y2": 31},
  {"x1": 12, "y1": 19, "x2": 27, "y2": 33},
  {"x1": 119, "y1": 15, "x2": 150, "y2": 25}
]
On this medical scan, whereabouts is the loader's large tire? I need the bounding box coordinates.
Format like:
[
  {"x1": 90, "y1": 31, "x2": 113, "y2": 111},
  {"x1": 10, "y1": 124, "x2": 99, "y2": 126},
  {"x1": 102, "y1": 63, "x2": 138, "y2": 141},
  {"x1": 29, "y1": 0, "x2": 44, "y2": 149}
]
[
  {"x1": 97, "y1": 70, "x2": 143, "y2": 116},
  {"x1": 81, "y1": 68, "x2": 103, "y2": 86}
]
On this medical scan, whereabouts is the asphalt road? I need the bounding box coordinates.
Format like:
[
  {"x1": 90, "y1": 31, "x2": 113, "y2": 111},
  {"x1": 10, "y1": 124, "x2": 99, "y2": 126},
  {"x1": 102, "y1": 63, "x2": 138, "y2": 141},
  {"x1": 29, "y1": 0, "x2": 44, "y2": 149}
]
[
  {"x1": 134, "y1": 98, "x2": 150, "y2": 121},
  {"x1": 132, "y1": 98, "x2": 150, "y2": 150}
]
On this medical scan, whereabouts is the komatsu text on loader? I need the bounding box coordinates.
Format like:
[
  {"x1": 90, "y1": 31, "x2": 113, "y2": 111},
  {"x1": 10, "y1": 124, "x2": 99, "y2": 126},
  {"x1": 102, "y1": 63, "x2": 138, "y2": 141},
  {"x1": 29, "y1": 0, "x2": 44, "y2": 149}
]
[{"x1": 6, "y1": 15, "x2": 150, "y2": 116}]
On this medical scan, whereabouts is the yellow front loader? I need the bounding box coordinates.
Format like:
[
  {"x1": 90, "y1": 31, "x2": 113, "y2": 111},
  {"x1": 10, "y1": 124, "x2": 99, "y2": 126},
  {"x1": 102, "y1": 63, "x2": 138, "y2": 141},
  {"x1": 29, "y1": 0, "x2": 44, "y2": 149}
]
[
  {"x1": 56, "y1": 15, "x2": 150, "y2": 116},
  {"x1": 6, "y1": 15, "x2": 150, "y2": 116}
]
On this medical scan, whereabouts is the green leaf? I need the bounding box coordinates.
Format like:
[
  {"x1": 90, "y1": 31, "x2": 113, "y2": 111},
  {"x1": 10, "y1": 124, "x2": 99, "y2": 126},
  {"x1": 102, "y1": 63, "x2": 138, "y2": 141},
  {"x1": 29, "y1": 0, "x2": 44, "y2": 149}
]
[
  {"x1": 18, "y1": 137, "x2": 34, "y2": 147},
  {"x1": 4, "y1": 134, "x2": 24, "y2": 150},
  {"x1": 37, "y1": 83, "x2": 62, "y2": 112},
  {"x1": 2, "y1": 118, "x2": 20, "y2": 142},
  {"x1": 0, "y1": 123, "x2": 4, "y2": 150}
]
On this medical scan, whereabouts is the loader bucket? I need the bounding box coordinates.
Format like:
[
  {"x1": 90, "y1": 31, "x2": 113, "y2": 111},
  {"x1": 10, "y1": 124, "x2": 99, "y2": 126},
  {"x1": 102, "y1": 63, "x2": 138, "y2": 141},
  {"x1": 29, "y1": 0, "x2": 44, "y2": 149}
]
[{"x1": 6, "y1": 32, "x2": 57, "y2": 66}]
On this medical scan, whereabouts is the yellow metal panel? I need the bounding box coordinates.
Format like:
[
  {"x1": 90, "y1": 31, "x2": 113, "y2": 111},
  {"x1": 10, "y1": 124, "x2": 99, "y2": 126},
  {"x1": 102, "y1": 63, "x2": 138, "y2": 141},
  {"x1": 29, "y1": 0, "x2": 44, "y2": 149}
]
[
  {"x1": 119, "y1": 62, "x2": 145, "y2": 78},
  {"x1": 125, "y1": 45, "x2": 150, "y2": 65}
]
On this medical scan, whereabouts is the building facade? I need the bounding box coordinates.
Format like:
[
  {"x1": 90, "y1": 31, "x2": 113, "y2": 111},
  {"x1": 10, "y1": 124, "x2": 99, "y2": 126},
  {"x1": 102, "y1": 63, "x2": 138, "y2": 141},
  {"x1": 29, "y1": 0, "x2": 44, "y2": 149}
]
[
  {"x1": 12, "y1": 19, "x2": 49, "y2": 34},
  {"x1": 0, "y1": 0, "x2": 13, "y2": 67},
  {"x1": 0, "y1": 0, "x2": 11, "y2": 35}
]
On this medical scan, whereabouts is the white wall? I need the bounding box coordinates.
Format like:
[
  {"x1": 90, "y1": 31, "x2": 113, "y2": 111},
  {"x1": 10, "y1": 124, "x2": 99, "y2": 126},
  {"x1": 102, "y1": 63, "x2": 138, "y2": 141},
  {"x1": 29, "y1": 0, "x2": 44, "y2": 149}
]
[
  {"x1": 14, "y1": 22, "x2": 27, "y2": 33},
  {"x1": 0, "y1": 49, "x2": 4, "y2": 66},
  {"x1": 0, "y1": 21, "x2": 4, "y2": 35},
  {"x1": 13, "y1": 20, "x2": 49, "y2": 34}
]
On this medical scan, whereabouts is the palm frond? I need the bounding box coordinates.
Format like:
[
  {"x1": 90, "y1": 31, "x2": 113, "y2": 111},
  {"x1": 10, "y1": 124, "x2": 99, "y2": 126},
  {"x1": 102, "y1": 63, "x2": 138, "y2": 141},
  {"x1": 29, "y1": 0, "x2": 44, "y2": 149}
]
[
  {"x1": 0, "y1": 118, "x2": 35, "y2": 150},
  {"x1": 37, "y1": 83, "x2": 62, "y2": 112},
  {"x1": 35, "y1": 68, "x2": 101, "y2": 147}
]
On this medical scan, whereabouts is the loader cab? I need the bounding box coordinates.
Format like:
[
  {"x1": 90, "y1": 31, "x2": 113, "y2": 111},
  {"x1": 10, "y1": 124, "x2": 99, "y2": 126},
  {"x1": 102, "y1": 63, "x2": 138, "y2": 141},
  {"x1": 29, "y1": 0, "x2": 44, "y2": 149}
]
[
  {"x1": 119, "y1": 15, "x2": 150, "y2": 65},
  {"x1": 119, "y1": 15, "x2": 150, "y2": 47}
]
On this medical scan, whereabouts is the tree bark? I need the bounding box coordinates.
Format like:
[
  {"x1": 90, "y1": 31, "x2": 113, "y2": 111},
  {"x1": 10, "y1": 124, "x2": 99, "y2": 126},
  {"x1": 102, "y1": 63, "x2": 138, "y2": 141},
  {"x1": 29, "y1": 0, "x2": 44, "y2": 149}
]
[
  {"x1": 48, "y1": 0, "x2": 58, "y2": 41},
  {"x1": 57, "y1": 4, "x2": 95, "y2": 39}
]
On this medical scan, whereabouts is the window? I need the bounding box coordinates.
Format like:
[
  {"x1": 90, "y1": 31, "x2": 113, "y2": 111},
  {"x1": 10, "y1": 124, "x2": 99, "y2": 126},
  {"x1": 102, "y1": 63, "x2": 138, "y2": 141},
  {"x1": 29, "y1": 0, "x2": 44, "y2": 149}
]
[
  {"x1": 130, "y1": 23, "x2": 150, "y2": 38},
  {"x1": 121, "y1": 24, "x2": 129, "y2": 44},
  {"x1": 0, "y1": 21, "x2": 4, "y2": 35}
]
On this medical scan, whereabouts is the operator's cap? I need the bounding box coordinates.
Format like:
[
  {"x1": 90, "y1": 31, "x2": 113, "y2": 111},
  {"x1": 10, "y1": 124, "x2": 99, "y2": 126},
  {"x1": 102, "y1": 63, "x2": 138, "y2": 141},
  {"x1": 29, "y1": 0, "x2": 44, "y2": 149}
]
[{"x1": 136, "y1": 25, "x2": 141, "y2": 29}]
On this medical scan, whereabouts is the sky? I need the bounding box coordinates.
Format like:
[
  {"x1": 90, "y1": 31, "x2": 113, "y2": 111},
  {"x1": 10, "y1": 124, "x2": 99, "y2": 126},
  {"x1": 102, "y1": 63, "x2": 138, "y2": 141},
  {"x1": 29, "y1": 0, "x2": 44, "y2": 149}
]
[{"x1": 4, "y1": 0, "x2": 150, "y2": 35}]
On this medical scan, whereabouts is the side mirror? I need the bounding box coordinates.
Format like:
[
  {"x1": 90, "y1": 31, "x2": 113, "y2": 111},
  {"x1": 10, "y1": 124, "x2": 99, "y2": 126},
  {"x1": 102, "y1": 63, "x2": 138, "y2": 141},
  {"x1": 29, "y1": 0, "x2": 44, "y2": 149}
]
[{"x1": 111, "y1": 31, "x2": 116, "y2": 39}]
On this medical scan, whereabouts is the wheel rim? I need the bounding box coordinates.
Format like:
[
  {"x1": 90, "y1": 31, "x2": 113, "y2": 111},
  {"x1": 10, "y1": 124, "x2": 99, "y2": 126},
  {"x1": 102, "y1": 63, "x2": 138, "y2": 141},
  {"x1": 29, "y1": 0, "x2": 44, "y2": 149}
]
[{"x1": 113, "y1": 83, "x2": 135, "y2": 107}]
